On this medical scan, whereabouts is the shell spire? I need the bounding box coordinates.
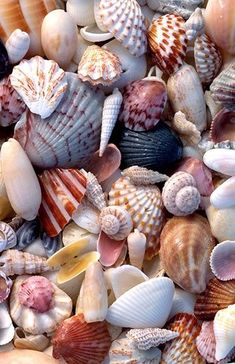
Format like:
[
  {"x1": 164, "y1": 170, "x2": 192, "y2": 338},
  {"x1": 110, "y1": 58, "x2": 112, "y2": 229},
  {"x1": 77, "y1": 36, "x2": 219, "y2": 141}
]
[
  {"x1": 185, "y1": 7, "x2": 205, "y2": 41},
  {"x1": 99, "y1": 206, "x2": 133, "y2": 241},
  {"x1": 127, "y1": 328, "x2": 179, "y2": 350},
  {"x1": 122, "y1": 166, "x2": 169, "y2": 185},
  {"x1": 81, "y1": 170, "x2": 106, "y2": 211}
]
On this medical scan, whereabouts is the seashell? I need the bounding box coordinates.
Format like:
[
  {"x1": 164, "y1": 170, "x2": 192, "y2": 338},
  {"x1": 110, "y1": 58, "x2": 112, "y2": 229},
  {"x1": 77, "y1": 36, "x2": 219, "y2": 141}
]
[
  {"x1": 206, "y1": 203, "x2": 235, "y2": 243},
  {"x1": 72, "y1": 33, "x2": 93, "y2": 65},
  {"x1": 148, "y1": 14, "x2": 187, "y2": 76},
  {"x1": 160, "y1": 214, "x2": 216, "y2": 293},
  {"x1": 210, "y1": 62, "x2": 235, "y2": 112},
  {"x1": 78, "y1": 45, "x2": 122, "y2": 86},
  {"x1": 52, "y1": 313, "x2": 111, "y2": 364},
  {"x1": 119, "y1": 77, "x2": 167, "y2": 131},
  {"x1": 162, "y1": 171, "x2": 200, "y2": 216},
  {"x1": 194, "y1": 34, "x2": 222, "y2": 85},
  {"x1": 196, "y1": 321, "x2": 223, "y2": 364},
  {"x1": 99, "y1": 206, "x2": 133, "y2": 241},
  {"x1": 14, "y1": 72, "x2": 105, "y2": 170},
  {"x1": 41, "y1": 9, "x2": 77, "y2": 69},
  {"x1": 8, "y1": 216, "x2": 25, "y2": 231},
  {"x1": 203, "y1": 148, "x2": 235, "y2": 176},
  {"x1": 38, "y1": 168, "x2": 87, "y2": 237},
  {"x1": 97, "y1": 231, "x2": 125, "y2": 267},
  {"x1": 127, "y1": 229, "x2": 146, "y2": 269},
  {"x1": 101, "y1": 169, "x2": 122, "y2": 194},
  {"x1": 167, "y1": 64, "x2": 207, "y2": 132},
  {"x1": 10, "y1": 56, "x2": 68, "y2": 119},
  {"x1": 14, "y1": 327, "x2": 50, "y2": 351},
  {"x1": 194, "y1": 278, "x2": 235, "y2": 321},
  {"x1": 0, "y1": 271, "x2": 12, "y2": 303},
  {"x1": 210, "y1": 241, "x2": 235, "y2": 281},
  {"x1": 106, "y1": 277, "x2": 174, "y2": 328},
  {"x1": 210, "y1": 176, "x2": 235, "y2": 209},
  {"x1": 0, "y1": 76, "x2": 26, "y2": 127},
  {"x1": 127, "y1": 328, "x2": 179, "y2": 350},
  {"x1": 0, "y1": 350, "x2": 60, "y2": 364},
  {"x1": 108, "y1": 176, "x2": 165, "y2": 258},
  {"x1": 114, "y1": 122, "x2": 183, "y2": 173},
  {"x1": 10, "y1": 275, "x2": 72, "y2": 334},
  {"x1": 15, "y1": 219, "x2": 40, "y2": 250},
  {"x1": 161, "y1": 313, "x2": 204, "y2": 364},
  {"x1": 0, "y1": 40, "x2": 9, "y2": 81},
  {"x1": 93, "y1": 0, "x2": 108, "y2": 32},
  {"x1": 0, "y1": 249, "x2": 54, "y2": 276},
  {"x1": 66, "y1": 0, "x2": 95, "y2": 27},
  {"x1": 122, "y1": 166, "x2": 169, "y2": 185},
  {"x1": 169, "y1": 288, "x2": 196, "y2": 320},
  {"x1": 62, "y1": 221, "x2": 98, "y2": 247},
  {"x1": 214, "y1": 304, "x2": 235, "y2": 361},
  {"x1": 40, "y1": 231, "x2": 62, "y2": 258},
  {"x1": 0, "y1": 325, "x2": 15, "y2": 347},
  {"x1": 72, "y1": 200, "x2": 101, "y2": 235},
  {"x1": 97, "y1": 0, "x2": 147, "y2": 57},
  {"x1": 185, "y1": 8, "x2": 205, "y2": 42},
  {"x1": 23, "y1": 238, "x2": 47, "y2": 258},
  {"x1": 82, "y1": 171, "x2": 106, "y2": 211},
  {"x1": 1, "y1": 138, "x2": 42, "y2": 221},
  {"x1": 82, "y1": 262, "x2": 108, "y2": 323},
  {"x1": 210, "y1": 109, "x2": 235, "y2": 144},
  {"x1": 0, "y1": 221, "x2": 17, "y2": 253},
  {"x1": 171, "y1": 111, "x2": 201, "y2": 146},
  {"x1": 205, "y1": 90, "x2": 222, "y2": 123},
  {"x1": 147, "y1": 0, "x2": 204, "y2": 19},
  {"x1": 0, "y1": 302, "x2": 12, "y2": 330},
  {"x1": 80, "y1": 24, "x2": 113, "y2": 43},
  {"x1": 5, "y1": 29, "x2": 30, "y2": 64},
  {"x1": 99, "y1": 88, "x2": 123, "y2": 157}
]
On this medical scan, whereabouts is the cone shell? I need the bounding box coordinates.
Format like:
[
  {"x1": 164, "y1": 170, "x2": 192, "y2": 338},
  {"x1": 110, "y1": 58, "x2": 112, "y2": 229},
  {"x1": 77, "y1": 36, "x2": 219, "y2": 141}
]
[
  {"x1": 78, "y1": 45, "x2": 122, "y2": 86},
  {"x1": 98, "y1": 0, "x2": 147, "y2": 57},
  {"x1": 99, "y1": 206, "x2": 133, "y2": 241},
  {"x1": 127, "y1": 328, "x2": 179, "y2": 351},
  {"x1": 147, "y1": 14, "x2": 187, "y2": 76},
  {"x1": 194, "y1": 278, "x2": 235, "y2": 321},
  {"x1": 14, "y1": 72, "x2": 105, "y2": 170},
  {"x1": 108, "y1": 176, "x2": 165, "y2": 258},
  {"x1": 5, "y1": 29, "x2": 30, "y2": 64},
  {"x1": 210, "y1": 109, "x2": 235, "y2": 144},
  {"x1": 52, "y1": 313, "x2": 111, "y2": 364},
  {"x1": 160, "y1": 214, "x2": 216, "y2": 293},
  {"x1": 122, "y1": 166, "x2": 169, "y2": 185},
  {"x1": 210, "y1": 241, "x2": 235, "y2": 281},
  {"x1": 161, "y1": 313, "x2": 204, "y2": 364},
  {"x1": 127, "y1": 229, "x2": 146, "y2": 269},
  {"x1": 38, "y1": 168, "x2": 87, "y2": 237},
  {"x1": 185, "y1": 8, "x2": 205, "y2": 42},
  {"x1": 0, "y1": 271, "x2": 12, "y2": 303},
  {"x1": 214, "y1": 304, "x2": 235, "y2": 361}
]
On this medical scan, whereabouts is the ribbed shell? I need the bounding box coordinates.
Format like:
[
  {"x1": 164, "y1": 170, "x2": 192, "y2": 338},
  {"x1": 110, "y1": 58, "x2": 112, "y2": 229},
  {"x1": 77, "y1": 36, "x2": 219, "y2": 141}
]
[
  {"x1": 214, "y1": 304, "x2": 235, "y2": 361},
  {"x1": 210, "y1": 241, "x2": 235, "y2": 281},
  {"x1": 38, "y1": 168, "x2": 87, "y2": 237},
  {"x1": 84, "y1": 171, "x2": 106, "y2": 211},
  {"x1": 185, "y1": 8, "x2": 205, "y2": 42},
  {"x1": 14, "y1": 72, "x2": 105, "y2": 169},
  {"x1": 194, "y1": 34, "x2": 222, "y2": 85},
  {"x1": 109, "y1": 176, "x2": 164, "y2": 258},
  {"x1": 40, "y1": 231, "x2": 62, "y2": 257},
  {"x1": 160, "y1": 214, "x2": 216, "y2": 293},
  {"x1": 122, "y1": 166, "x2": 169, "y2": 185},
  {"x1": 194, "y1": 278, "x2": 235, "y2": 321},
  {"x1": 15, "y1": 219, "x2": 40, "y2": 250},
  {"x1": 210, "y1": 109, "x2": 235, "y2": 143},
  {"x1": 127, "y1": 328, "x2": 179, "y2": 350},
  {"x1": 99, "y1": 206, "x2": 133, "y2": 241},
  {"x1": 147, "y1": 14, "x2": 187, "y2": 76},
  {"x1": 0, "y1": 221, "x2": 17, "y2": 253},
  {"x1": 196, "y1": 321, "x2": 218, "y2": 364},
  {"x1": 52, "y1": 314, "x2": 111, "y2": 364},
  {"x1": 98, "y1": 0, "x2": 147, "y2": 57},
  {"x1": 5, "y1": 29, "x2": 30, "y2": 64}
]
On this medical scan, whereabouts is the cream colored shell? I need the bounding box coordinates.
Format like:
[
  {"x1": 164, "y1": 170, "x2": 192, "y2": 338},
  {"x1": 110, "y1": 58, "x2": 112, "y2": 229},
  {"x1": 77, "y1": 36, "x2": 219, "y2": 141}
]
[
  {"x1": 99, "y1": 206, "x2": 133, "y2": 241},
  {"x1": 5, "y1": 29, "x2": 30, "y2": 64}
]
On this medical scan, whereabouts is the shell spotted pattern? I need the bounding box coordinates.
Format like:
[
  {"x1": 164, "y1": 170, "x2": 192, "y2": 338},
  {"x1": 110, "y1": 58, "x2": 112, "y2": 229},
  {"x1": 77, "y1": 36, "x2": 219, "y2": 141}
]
[{"x1": 127, "y1": 328, "x2": 179, "y2": 350}]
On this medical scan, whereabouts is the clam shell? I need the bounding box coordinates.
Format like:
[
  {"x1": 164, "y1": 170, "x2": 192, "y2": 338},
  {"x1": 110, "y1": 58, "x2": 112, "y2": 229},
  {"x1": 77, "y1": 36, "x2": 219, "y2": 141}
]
[
  {"x1": 0, "y1": 272, "x2": 12, "y2": 303},
  {"x1": 214, "y1": 304, "x2": 235, "y2": 361},
  {"x1": 210, "y1": 109, "x2": 235, "y2": 143},
  {"x1": 66, "y1": 0, "x2": 95, "y2": 27},
  {"x1": 106, "y1": 277, "x2": 174, "y2": 328},
  {"x1": 203, "y1": 148, "x2": 235, "y2": 176},
  {"x1": 15, "y1": 219, "x2": 40, "y2": 250},
  {"x1": 210, "y1": 176, "x2": 235, "y2": 209},
  {"x1": 0, "y1": 221, "x2": 17, "y2": 252},
  {"x1": 5, "y1": 29, "x2": 30, "y2": 64},
  {"x1": 14, "y1": 72, "x2": 105, "y2": 170},
  {"x1": 210, "y1": 241, "x2": 235, "y2": 281},
  {"x1": 169, "y1": 288, "x2": 196, "y2": 320}
]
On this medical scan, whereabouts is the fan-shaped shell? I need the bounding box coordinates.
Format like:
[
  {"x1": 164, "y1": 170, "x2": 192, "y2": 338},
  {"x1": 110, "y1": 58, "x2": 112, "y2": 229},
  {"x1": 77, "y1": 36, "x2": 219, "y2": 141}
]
[
  {"x1": 14, "y1": 72, "x2": 105, "y2": 169},
  {"x1": 214, "y1": 304, "x2": 235, "y2": 361},
  {"x1": 210, "y1": 109, "x2": 235, "y2": 144},
  {"x1": 210, "y1": 241, "x2": 235, "y2": 281},
  {"x1": 147, "y1": 14, "x2": 187, "y2": 76},
  {"x1": 97, "y1": 0, "x2": 147, "y2": 57},
  {"x1": 99, "y1": 206, "x2": 133, "y2": 241},
  {"x1": 127, "y1": 328, "x2": 179, "y2": 350},
  {"x1": 108, "y1": 176, "x2": 165, "y2": 258},
  {"x1": 160, "y1": 214, "x2": 216, "y2": 293},
  {"x1": 5, "y1": 29, "x2": 30, "y2": 64},
  {"x1": 196, "y1": 321, "x2": 218, "y2": 364}
]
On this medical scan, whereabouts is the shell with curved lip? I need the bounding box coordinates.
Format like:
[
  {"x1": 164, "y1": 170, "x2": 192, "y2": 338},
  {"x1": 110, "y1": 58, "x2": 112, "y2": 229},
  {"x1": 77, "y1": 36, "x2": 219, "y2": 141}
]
[
  {"x1": 171, "y1": 111, "x2": 201, "y2": 146},
  {"x1": 122, "y1": 166, "x2": 169, "y2": 185},
  {"x1": 127, "y1": 328, "x2": 179, "y2": 351},
  {"x1": 0, "y1": 271, "x2": 12, "y2": 303},
  {"x1": 169, "y1": 288, "x2": 196, "y2": 320},
  {"x1": 14, "y1": 327, "x2": 50, "y2": 351},
  {"x1": 97, "y1": 231, "x2": 125, "y2": 267},
  {"x1": 210, "y1": 241, "x2": 235, "y2": 281},
  {"x1": 82, "y1": 171, "x2": 106, "y2": 211},
  {"x1": 78, "y1": 45, "x2": 122, "y2": 86},
  {"x1": 162, "y1": 171, "x2": 201, "y2": 216},
  {"x1": 99, "y1": 206, "x2": 133, "y2": 241},
  {"x1": 203, "y1": 148, "x2": 235, "y2": 176},
  {"x1": 14, "y1": 72, "x2": 105, "y2": 170},
  {"x1": 214, "y1": 304, "x2": 235, "y2": 361},
  {"x1": 15, "y1": 219, "x2": 40, "y2": 250},
  {"x1": 210, "y1": 176, "x2": 235, "y2": 209},
  {"x1": 185, "y1": 8, "x2": 204, "y2": 41},
  {"x1": 66, "y1": 0, "x2": 95, "y2": 27},
  {"x1": 160, "y1": 214, "x2": 216, "y2": 293},
  {"x1": 0, "y1": 221, "x2": 17, "y2": 252},
  {"x1": 5, "y1": 29, "x2": 30, "y2": 64},
  {"x1": 127, "y1": 229, "x2": 146, "y2": 269},
  {"x1": 210, "y1": 109, "x2": 235, "y2": 143}
]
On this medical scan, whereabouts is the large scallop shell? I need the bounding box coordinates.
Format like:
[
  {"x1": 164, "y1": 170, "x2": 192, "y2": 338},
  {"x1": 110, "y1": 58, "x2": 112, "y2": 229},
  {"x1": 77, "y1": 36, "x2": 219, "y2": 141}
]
[
  {"x1": 14, "y1": 72, "x2": 105, "y2": 169},
  {"x1": 196, "y1": 321, "x2": 221, "y2": 364},
  {"x1": 160, "y1": 214, "x2": 216, "y2": 293},
  {"x1": 210, "y1": 241, "x2": 235, "y2": 281},
  {"x1": 5, "y1": 29, "x2": 30, "y2": 64},
  {"x1": 108, "y1": 176, "x2": 165, "y2": 258},
  {"x1": 214, "y1": 304, "x2": 235, "y2": 361}
]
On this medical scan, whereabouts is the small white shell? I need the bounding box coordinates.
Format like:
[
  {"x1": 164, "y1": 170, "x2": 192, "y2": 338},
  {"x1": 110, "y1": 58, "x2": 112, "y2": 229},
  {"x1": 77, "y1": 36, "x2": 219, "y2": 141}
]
[
  {"x1": 66, "y1": 0, "x2": 95, "y2": 26},
  {"x1": 127, "y1": 229, "x2": 146, "y2": 269},
  {"x1": 203, "y1": 149, "x2": 235, "y2": 176},
  {"x1": 214, "y1": 304, "x2": 235, "y2": 361},
  {"x1": 5, "y1": 29, "x2": 30, "y2": 64},
  {"x1": 185, "y1": 8, "x2": 205, "y2": 41},
  {"x1": 80, "y1": 24, "x2": 113, "y2": 43},
  {"x1": 99, "y1": 206, "x2": 133, "y2": 241},
  {"x1": 210, "y1": 240, "x2": 235, "y2": 281},
  {"x1": 72, "y1": 199, "x2": 101, "y2": 235}
]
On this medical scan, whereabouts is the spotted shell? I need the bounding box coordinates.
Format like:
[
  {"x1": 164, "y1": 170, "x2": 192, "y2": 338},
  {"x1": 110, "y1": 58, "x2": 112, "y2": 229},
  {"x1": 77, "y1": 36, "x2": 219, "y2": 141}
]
[{"x1": 99, "y1": 206, "x2": 133, "y2": 241}]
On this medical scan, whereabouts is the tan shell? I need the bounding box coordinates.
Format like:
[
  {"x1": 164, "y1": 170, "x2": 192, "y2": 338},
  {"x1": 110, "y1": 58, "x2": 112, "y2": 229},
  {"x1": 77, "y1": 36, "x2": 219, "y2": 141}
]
[
  {"x1": 122, "y1": 166, "x2": 169, "y2": 185},
  {"x1": 82, "y1": 170, "x2": 107, "y2": 211},
  {"x1": 171, "y1": 111, "x2": 201, "y2": 146},
  {"x1": 5, "y1": 29, "x2": 30, "y2": 64},
  {"x1": 14, "y1": 327, "x2": 50, "y2": 351},
  {"x1": 127, "y1": 229, "x2": 146, "y2": 270},
  {"x1": 99, "y1": 206, "x2": 133, "y2": 241}
]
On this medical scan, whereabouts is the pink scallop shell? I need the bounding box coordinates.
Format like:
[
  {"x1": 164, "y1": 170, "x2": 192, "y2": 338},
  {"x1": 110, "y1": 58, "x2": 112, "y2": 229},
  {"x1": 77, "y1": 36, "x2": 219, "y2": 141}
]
[
  {"x1": 210, "y1": 108, "x2": 235, "y2": 143},
  {"x1": 210, "y1": 241, "x2": 235, "y2": 281}
]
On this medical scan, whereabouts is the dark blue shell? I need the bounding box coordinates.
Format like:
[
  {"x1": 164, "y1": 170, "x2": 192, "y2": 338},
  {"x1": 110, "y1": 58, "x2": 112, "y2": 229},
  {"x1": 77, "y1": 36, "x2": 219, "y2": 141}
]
[
  {"x1": 15, "y1": 219, "x2": 40, "y2": 250},
  {"x1": 0, "y1": 39, "x2": 10, "y2": 81},
  {"x1": 40, "y1": 231, "x2": 62, "y2": 257}
]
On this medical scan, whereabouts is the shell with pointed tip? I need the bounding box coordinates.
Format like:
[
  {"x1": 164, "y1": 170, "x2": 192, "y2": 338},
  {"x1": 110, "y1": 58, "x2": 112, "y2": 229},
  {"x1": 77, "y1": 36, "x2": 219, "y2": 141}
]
[
  {"x1": 38, "y1": 168, "x2": 87, "y2": 237},
  {"x1": 210, "y1": 109, "x2": 235, "y2": 144},
  {"x1": 162, "y1": 171, "x2": 201, "y2": 216},
  {"x1": 109, "y1": 176, "x2": 165, "y2": 258},
  {"x1": 160, "y1": 214, "x2": 216, "y2": 293},
  {"x1": 203, "y1": 148, "x2": 235, "y2": 176},
  {"x1": 127, "y1": 328, "x2": 179, "y2": 350},
  {"x1": 185, "y1": 8, "x2": 205, "y2": 41},
  {"x1": 15, "y1": 219, "x2": 40, "y2": 250},
  {"x1": 122, "y1": 166, "x2": 169, "y2": 185},
  {"x1": 0, "y1": 221, "x2": 17, "y2": 253},
  {"x1": 10, "y1": 275, "x2": 72, "y2": 335},
  {"x1": 5, "y1": 29, "x2": 30, "y2": 64},
  {"x1": 147, "y1": 0, "x2": 203, "y2": 19},
  {"x1": 98, "y1": 0, "x2": 147, "y2": 57},
  {"x1": 161, "y1": 313, "x2": 204, "y2": 364},
  {"x1": 52, "y1": 314, "x2": 111, "y2": 364},
  {"x1": 210, "y1": 241, "x2": 235, "y2": 281},
  {"x1": 14, "y1": 72, "x2": 105, "y2": 170},
  {"x1": 14, "y1": 327, "x2": 50, "y2": 351},
  {"x1": 214, "y1": 304, "x2": 235, "y2": 361},
  {"x1": 99, "y1": 88, "x2": 123, "y2": 157},
  {"x1": 10, "y1": 56, "x2": 68, "y2": 119},
  {"x1": 83, "y1": 171, "x2": 106, "y2": 211},
  {"x1": 99, "y1": 206, "x2": 133, "y2": 241},
  {"x1": 72, "y1": 199, "x2": 101, "y2": 234},
  {"x1": 127, "y1": 229, "x2": 146, "y2": 269},
  {"x1": 106, "y1": 277, "x2": 174, "y2": 328},
  {"x1": 169, "y1": 288, "x2": 196, "y2": 320},
  {"x1": 0, "y1": 271, "x2": 12, "y2": 303},
  {"x1": 1, "y1": 138, "x2": 42, "y2": 221},
  {"x1": 148, "y1": 14, "x2": 187, "y2": 76},
  {"x1": 66, "y1": 0, "x2": 95, "y2": 27}
]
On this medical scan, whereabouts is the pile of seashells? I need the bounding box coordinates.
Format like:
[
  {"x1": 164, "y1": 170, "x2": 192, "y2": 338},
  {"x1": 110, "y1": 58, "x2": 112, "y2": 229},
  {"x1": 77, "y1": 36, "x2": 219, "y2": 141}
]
[{"x1": 0, "y1": 0, "x2": 235, "y2": 363}]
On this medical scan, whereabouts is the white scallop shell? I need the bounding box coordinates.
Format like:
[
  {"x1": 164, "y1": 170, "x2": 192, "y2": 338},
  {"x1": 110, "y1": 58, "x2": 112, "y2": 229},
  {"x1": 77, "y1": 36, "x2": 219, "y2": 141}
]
[
  {"x1": 210, "y1": 241, "x2": 235, "y2": 281},
  {"x1": 168, "y1": 288, "x2": 196, "y2": 320},
  {"x1": 5, "y1": 29, "x2": 30, "y2": 64},
  {"x1": 10, "y1": 56, "x2": 68, "y2": 119},
  {"x1": 203, "y1": 149, "x2": 235, "y2": 176},
  {"x1": 66, "y1": 0, "x2": 95, "y2": 26},
  {"x1": 214, "y1": 304, "x2": 235, "y2": 361},
  {"x1": 94, "y1": 0, "x2": 109, "y2": 32}
]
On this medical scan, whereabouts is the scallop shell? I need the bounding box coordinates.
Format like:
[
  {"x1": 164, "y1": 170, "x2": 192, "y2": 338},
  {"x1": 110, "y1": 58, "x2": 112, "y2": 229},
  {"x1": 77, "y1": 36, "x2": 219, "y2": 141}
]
[
  {"x1": 78, "y1": 45, "x2": 122, "y2": 86},
  {"x1": 82, "y1": 171, "x2": 106, "y2": 211},
  {"x1": 66, "y1": 0, "x2": 95, "y2": 27},
  {"x1": 127, "y1": 229, "x2": 146, "y2": 269},
  {"x1": 169, "y1": 288, "x2": 196, "y2": 320},
  {"x1": 147, "y1": 14, "x2": 187, "y2": 76},
  {"x1": 210, "y1": 109, "x2": 235, "y2": 143},
  {"x1": 214, "y1": 304, "x2": 235, "y2": 361},
  {"x1": 108, "y1": 176, "x2": 165, "y2": 259},
  {"x1": 5, "y1": 29, "x2": 30, "y2": 64},
  {"x1": 196, "y1": 321, "x2": 218, "y2": 364},
  {"x1": 160, "y1": 214, "x2": 216, "y2": 293},
  {"x1": 99, "y1": 206, "x2": 133, "y2": 241},
  {"x1": 127, "y1": 328, "x2": 179, "y2": 350},
  {"x1": 194, "y1": 34, "x2": 222, "y2": 85},
  {"x1": 203, "y1": 148, "x2": 235, "y2": 176},
  {"x1": 10, "y1": 56, "x2": 68, "y2": 119},
  {"x1": 0, "y1": 40, "x2": 9, "y2": 81},
  {"x1": 210, "y1": 241, "x2": 235, "y2": 281},
  {"x1": 0, "y1": 221, "x2": 17, "y2": 253},
  {"x1": 147, "y1": 0, "x2": 203, "y2": 19},
  {"x1": 122, "y1": 166, "x2": 169, "y2": 185},
  {"x1": 194, "y1": 278, "x2": 235, "y2": 321},
  {"x1": 38, "y1": 168, "x2": 87, "y2": 237},
  {"x1": 97, "y1": 0, "x2": 147, "y2": 57},
  {"x1": 40, "y1": 231, "x2": 62, "y2": 258},
  {"x1": 14, "y1": 327, "x2": 50, "y2": 351},
  {"x1": 52, "y1": 314, "x2": 111, "y2": 364},
  {"x1": 14, "y1": 72, "x2": 105, "y2": 170},
  {"x1": 185, "y1": 8, "x2": 205, "y2": 41},
  {"x1": 0, "y1": 271, "x2": 12, "y2": 303}
]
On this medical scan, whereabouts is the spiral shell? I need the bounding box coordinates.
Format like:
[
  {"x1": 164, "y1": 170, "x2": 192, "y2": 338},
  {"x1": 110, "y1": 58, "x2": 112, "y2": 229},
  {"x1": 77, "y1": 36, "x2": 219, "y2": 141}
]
[
  {"x1": 99, "y1": 206, "x2": 133, "y2": 241},
  {"x1": 185, "y1": 8, "x2": 205, "y2": 41},
  {"x1": 5, "y1": 29, "x2": 30, "y2": 64},
  {"x1": 122, "y1": 166, "x2": 169, "y2": 185},
  {"x1": 82, "y1": 171, "x2": 106, "y2": 211}
]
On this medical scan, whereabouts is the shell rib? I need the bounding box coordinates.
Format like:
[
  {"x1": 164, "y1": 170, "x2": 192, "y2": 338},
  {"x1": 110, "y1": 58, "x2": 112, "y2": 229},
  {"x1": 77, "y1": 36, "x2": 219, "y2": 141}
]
[
  {"x1": 214, "y1": 304, "x2": 235, "y2": 361},
  {"x1": 5, "y1": 29, "x2": 30, "y2": 64},
  {"x1": 0, "y1": 221, "x2": 17, "y2": 253},
  {"x1": 210, "y1": 241, "x2": 235, "y2": 281},
  {"x1": 127, "y1": 328, "x2": 179, "y2": 350},
  {"x1": 82, "y1": 170, "x2": 106, "y2": 211},
  {"x1": 99, "y1": 206, "x2": 133, "y2": 241},
  {"x1": 185, "y1": 8, "x2": 205, "y2": 41},
  {"x1": 122, "y1": 166, "x2": 169, "y2": 185}
]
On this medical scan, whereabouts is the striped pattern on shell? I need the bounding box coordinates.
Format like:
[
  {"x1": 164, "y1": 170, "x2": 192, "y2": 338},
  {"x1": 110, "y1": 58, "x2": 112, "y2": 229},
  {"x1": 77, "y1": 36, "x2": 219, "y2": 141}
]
[
  {"x1": 38, "y1": 169, "x2": 87, "y2": 237},
  {"x1": 0, "y1": 221, "x2": 17, "y2": 252},
  {"x1": 147, "y1": 14, "x2": 187, "y2": 76}
]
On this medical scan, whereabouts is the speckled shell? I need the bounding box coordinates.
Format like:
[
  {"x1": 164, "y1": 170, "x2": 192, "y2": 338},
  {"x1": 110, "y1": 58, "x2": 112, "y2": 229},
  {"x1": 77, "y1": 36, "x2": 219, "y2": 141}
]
[
  {"x1": 147, "y1": 0, "x2": 203, "y2": 19},
  {"x1": 14, "y1": 72, "x2": 105, "y2": 169},
  {"x1": 109, "y1": 176, "x2": 164, "y2": 258},
  {"x1": 210, "y1": 109, "x2": 235, "y2": 143},
  {"x1": 99, "y1": 206, "x2": 133, "y2": 241},
  {"x1": 5, "y1": 29, "x2": 30, "y2": 64},
  {"x1": 210, "y1": 241, "x2": 235, "y2": 281},
  {"x1": 147, "y1": 14, "x2": 187, "y2": 76},
  {"x1": 127, "y1": 328, "x2": 179, "y2": 350},
  {"x1": 160, "y1": 214, "x2": 216, "y2": 293}
]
